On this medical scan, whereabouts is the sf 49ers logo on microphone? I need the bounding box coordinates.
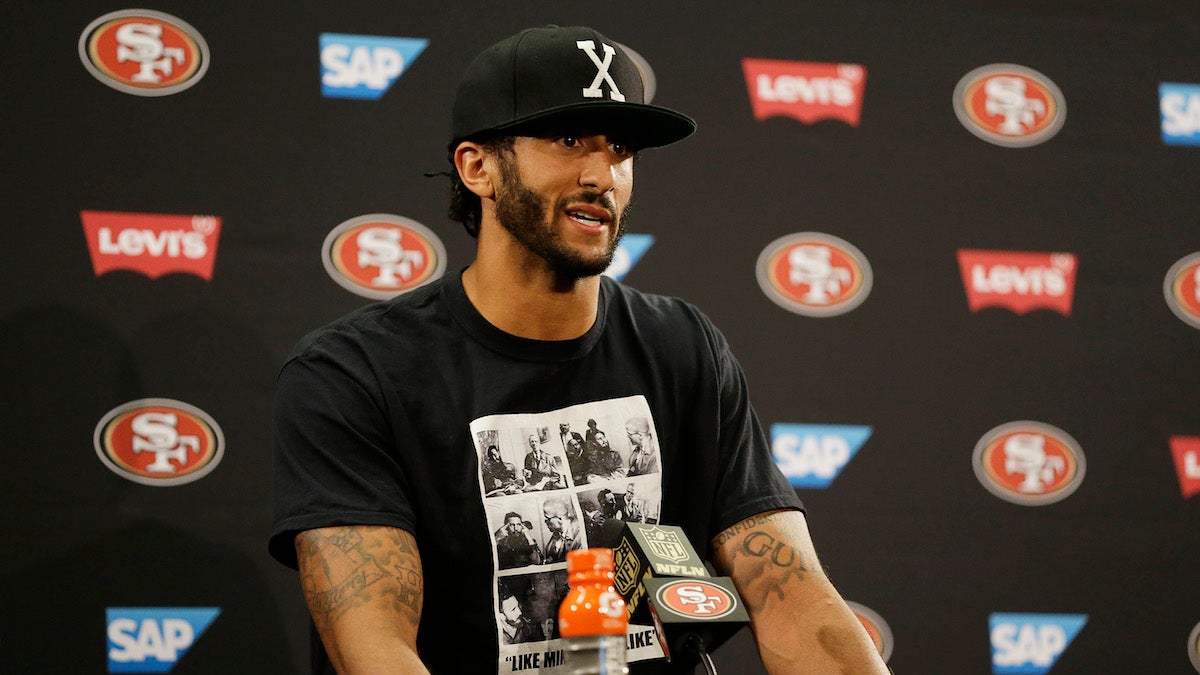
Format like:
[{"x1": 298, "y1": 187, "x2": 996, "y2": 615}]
[
  {"x1": 79, "y1": 10, "x2": 209, "y2": 96},
  {"x1": 756, "y1": 232, "x2": 872, "y2": 317},
  {"x1": 322, "y1": 214, "x2": 447, "y2": 300},
  {"x1": 94, "y1": 399, "x2": 224, "y2": 486},
  {"x1": 654, "y1": 580, "x2": 738, "y2": 620},
  {"x1": 954, "y1": 64, "x2": 1066, "y2": 147},
  {"x1": 973, "y1": 421, "x2": 1085, "y2": 506}
]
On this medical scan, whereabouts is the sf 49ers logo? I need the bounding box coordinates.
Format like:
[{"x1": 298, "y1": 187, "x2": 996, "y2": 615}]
[
  {"x1": 654, "y1": 580, "x2": 737, "y2": 620},
  {"x1": 94, "y1": 399, "x2": 224, "y2": 486},
  {"x1": 1164, "y1": 251, "x2": 1200, "y2": 330},
  {"x1": 79, "y1": 10, "x2": 209, "y2": 96},
  {"x1": 954, "y1": 64, "x2": 1066, "y2": 147},
  {"x1": 322, "y1": 214, "x2": 447, "y2": 300},
  {"x1": 756, "y1": 232, "x2": 872, "y2": 317},
  {"x1": 973, "y1": 421, "x2": 1085, "y2": 506}
]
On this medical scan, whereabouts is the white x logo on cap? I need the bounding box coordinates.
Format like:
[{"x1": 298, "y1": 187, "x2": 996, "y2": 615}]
[{"x1": 575, "y1": 40, "x2": 626, "y2": 102}]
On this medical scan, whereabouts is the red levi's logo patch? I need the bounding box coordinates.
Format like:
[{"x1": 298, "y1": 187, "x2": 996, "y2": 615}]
[
  {"x1": 742, "y1": 59, "x2": 867, "y2": 126},
  {"x1": 81, "y1": 211, "x2": 221, "y2": 280},
  {"x1": 1170, "y1": 436, "x2": 1200, "y2": 499},
  {"x1": 957, "y1": 249, "x2": 1077, "y2": 315}
]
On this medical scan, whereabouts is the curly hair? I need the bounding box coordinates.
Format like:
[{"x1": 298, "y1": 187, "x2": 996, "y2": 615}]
[{"x1": 446, "y1": 136, "x2": 515, "y2": 237}]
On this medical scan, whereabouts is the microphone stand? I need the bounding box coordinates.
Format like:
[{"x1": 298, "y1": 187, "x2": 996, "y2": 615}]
[{"x1": 682, "y1": 634, "x2": 719, "y2": 675}]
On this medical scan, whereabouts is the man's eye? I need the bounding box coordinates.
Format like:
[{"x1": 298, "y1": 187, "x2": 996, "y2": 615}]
[
  {"x1": 560, "y1": 136, "x2": 579, "y2": 148},
  {"x1": 610, "y1": 142, "x2": 629, "y2": 156}
]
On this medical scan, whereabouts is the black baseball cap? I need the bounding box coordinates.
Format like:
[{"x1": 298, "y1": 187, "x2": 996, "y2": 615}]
[{"x1": 449, "y1": 25, "x2": 696, "y2": 152}]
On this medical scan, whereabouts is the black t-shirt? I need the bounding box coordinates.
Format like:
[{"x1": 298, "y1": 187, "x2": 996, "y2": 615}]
[{"x1": 270, "y1": 271, "x2": 802, "y2": 674}]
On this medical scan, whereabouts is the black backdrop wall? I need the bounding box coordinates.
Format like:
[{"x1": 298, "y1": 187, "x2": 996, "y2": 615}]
[{"x1": 2, "y1": 2, "x2": 1198, "y2": 673}]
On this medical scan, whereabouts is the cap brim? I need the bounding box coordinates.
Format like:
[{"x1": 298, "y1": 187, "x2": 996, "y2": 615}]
[{"x1": 466, "y1": 102, "x2": 697, "y2": 151}]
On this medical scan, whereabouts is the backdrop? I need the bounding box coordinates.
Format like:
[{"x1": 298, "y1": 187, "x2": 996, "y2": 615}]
[{"x1": 2, "y1": 2, "x2": 1198, "y2": 673}]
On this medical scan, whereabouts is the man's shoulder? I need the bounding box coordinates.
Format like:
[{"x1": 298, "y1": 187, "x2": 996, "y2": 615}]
[
  {"x1": 603, "y1": 277, "x2": 722, "y2": 351},
  {"x1": 285, "y1": 278, "x2": 449, "y2": 363},
  {"x1": 604, "y1": 277, "x2": 712, "y2": 329}
]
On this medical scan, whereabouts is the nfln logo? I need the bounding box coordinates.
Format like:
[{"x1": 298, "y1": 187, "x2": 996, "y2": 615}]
[
  {"x1": 989, "y1": 613, "x2": 1087, "y2": 674},
  {"x1": 320, "y1": 33, "x2": 427, "y2": 99},
  {"x1": 770, "y1": 424, "x2": 872, "y2": 488},
  {"x1": 107, "y1": 607, "x2": 220, "y2": 673}
]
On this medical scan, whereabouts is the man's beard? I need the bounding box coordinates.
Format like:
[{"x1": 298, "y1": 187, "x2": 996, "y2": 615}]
[{"x1": 494, "y1": 155, "x2": 630, "y2": 280}]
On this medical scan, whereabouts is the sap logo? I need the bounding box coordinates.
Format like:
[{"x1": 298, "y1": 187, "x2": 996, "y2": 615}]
[
  {"x1": 1160, "y1": 82, "x2": 1200, "y2": 146},
  {"x1": 989, "y1": 613, "x2": 1086, "y2": 674},
  {"x1": 320, "y1": 33, "x2": 428, "y2": 100},
  {"x1": 603, "y1": 234, "x2": 654, "y2": 281},
  {"x1": 107, "y1": 607, "x2": 220, "y2": 673},
  {"x1": 770, "y1": 424, "x2": 872, "y2": 488}
]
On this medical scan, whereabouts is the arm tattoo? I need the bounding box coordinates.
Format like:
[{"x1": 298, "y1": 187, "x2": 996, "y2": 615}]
[
  {"x1": 718, "y1": 517, "x2": 813, "y2": 605},
  {"x1": 297, "y1": 527, "x2": 423, "y2": 631}
]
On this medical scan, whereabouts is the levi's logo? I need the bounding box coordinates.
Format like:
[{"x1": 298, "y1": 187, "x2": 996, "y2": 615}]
[
  {"x1": 1170, "y1": 436, "x2": 1200, "y2": 499},
  {"x1": 958, "y1": 249, "x2": 1077, "y2": 315},
  {"x1": 81, "y1": 211, "x2": 221, "y2": 280},
  {"x1": 742, "y1": 59, "x2": 867, "y2": 126}
]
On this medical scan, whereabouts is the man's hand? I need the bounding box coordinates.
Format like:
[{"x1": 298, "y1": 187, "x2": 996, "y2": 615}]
[
  {"x1": 296, "y1": 525, "x2": 429, "y2": 674},
  {"x1": 711, "y1": 510, "x2": 889, "y2": 674}
]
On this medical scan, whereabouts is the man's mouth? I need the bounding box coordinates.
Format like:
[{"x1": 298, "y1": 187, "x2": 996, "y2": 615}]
[{"x1": 565, "y1": 205, "x2": 613, "y2": 230}]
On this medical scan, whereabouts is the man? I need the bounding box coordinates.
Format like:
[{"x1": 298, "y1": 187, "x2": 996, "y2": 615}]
[
  {"x1": 560, "y1": 425, "x2": 589, "y2": 485},
  {"x1": 540, "y1": 496, "x2": 582, "y2": 562},
  {"x1": 625, "y1": 415, "x2": 659, "y2": 476},
  {"x1": 497, "y1": 589, "x2": 544, "y2": 644},
  {"x1": 481, "y1": 444, "x2": 522, "y2": 495},
  {"x1": 621, "y1": 482, "x2": 644, "y2": 523},
  {"x1": 494, "y1": 511, "x2": 542, "y2": 569},
  {"x1": 585, "y1": 429, "x2": 625, "y2": 481},
  {"x1": 522, "y1": 433, "x2": 562, "y2": 490},
  {"x1": 271, "y1": 24, "x2": 887, "y2": 674}
]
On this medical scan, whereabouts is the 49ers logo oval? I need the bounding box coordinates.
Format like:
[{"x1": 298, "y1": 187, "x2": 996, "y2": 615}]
[
  {"x1": 973, "y1": 421, "x2": 1085, "y2": 506},
  {"x1": 78, "y1": 10, "x2": 210, "y2": 97},
  {"x1": 654, "y1": 580, "x2": 738, "y2": 620},
  {"x1": 953, "y1": 64, "x2": 1066, "y2": 147},
  {"x1": 94, "y1": 399, "x2": 224, "y2": 486},
  {"x1": 322, "y1": 214, "x2": 447, "y2": 300},
  {"x1": 1164, "y1": 251, "x2": 1200, "y2": 330},
  {"x1": 756, "y1": 232, "x2": 872, "y2": 317},
  {"x1": 847, "y1": 601, "x2": 894, "y2": 662}
]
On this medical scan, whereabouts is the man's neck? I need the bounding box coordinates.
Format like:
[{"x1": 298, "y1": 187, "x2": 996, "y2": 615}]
[{"x1": 462, "y1": 238, "x2": 602, "y2": 341}]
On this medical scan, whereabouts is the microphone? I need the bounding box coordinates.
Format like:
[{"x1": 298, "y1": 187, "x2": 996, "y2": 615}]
[{"x1": 612, "y1": 523, "x2": 749, "y2": 671}]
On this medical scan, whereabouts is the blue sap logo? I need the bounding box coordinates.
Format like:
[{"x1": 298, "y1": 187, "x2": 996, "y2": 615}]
[
  {"x1": 989, "y1": 613, "x2": 1087, "y2": 674},
  {"x1": 320, "y1": 34, "x2": 428, "y2": 100},
  {"x1": 106, "y1": 607, "x2": 220, "y2": 673},
  {"x1": 602, "y1": 234, "x2": 654, "y2": 281},
  {"x1": 1160, "y1": 82, "x2": 1200, "y2": 146},
  {"x1": 769, "y1": 423, "x2": 872, "y2": 488}
]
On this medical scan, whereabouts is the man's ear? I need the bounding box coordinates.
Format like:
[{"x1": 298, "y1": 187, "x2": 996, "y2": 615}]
[{"x1": 454, "y1": 141, "x2": 496, "y2": 199}]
